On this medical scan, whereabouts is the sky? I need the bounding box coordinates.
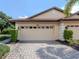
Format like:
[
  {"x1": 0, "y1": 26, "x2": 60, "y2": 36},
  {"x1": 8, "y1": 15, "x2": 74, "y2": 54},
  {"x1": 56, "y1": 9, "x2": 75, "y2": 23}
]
[{"x1": 0, "y1": 0, "x2": 79, "y2": 18}]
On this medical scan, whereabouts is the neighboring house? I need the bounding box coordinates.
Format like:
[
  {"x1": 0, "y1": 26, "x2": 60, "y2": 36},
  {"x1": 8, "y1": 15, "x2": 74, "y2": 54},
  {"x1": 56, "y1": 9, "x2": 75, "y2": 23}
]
[{"x1": 11, "y1": 7, "x2": 79, "y2": 41}]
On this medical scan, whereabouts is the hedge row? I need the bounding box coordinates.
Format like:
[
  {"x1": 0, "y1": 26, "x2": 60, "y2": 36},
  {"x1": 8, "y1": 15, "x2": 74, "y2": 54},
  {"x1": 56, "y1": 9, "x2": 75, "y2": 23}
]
[{"x1": 1, "y1": 29, "x2": 18, "y2": 42}]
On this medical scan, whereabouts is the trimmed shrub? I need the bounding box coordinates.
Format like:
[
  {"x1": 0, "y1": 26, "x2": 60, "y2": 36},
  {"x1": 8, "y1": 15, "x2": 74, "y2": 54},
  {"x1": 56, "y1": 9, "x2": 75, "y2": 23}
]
[
  {"x1": 64, "y1": 29, "x2": 73, "y2": 41},
  {"x1": 64, "y1": 29, "x2": 73, "y2": 45},
  {"x1": 64, "y1": 30, "x2": 69, "y2": 41},
  {"x1": 9, "y1": 29, "x2": 18, "y2": 42},
  {"x1": 69, "y1": 30, "x2": 73, "y2": 39},
  {"x1": 64, "y1": 29, "x2": 74, "y2": 45},
  {"x1": 0, "y1": 35, "x2": 11, "y2": 41},
  {"x1": 0, "y1": 44, "x2": 10, "y2": 58},
  {"x1": 0, "y1": 29, "x2": 18, "y2": 42}
]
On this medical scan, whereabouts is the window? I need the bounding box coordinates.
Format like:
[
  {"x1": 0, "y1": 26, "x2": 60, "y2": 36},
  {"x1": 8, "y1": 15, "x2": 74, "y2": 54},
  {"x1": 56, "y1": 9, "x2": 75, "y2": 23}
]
[
  {"x1": 20, "y1": 26, "x2": 53, "y2": 29},
  {"x1": 71, "y1": 25, "x2": 74, "y2": 27},
  {"x1": 29, "y1": 26, "x2": 32, "y2": 29},
  {"x1": 25, "y1": 26, "x2": 28, "y2": 28},
  {"x1": 38, "y1": 27, "x2": 40, "y2": 29},
  {"x1": 46, "y1": 26, "x2": 49, "y2": 29},
  {"x1": 50, "y1": 26, "x2": 53, "y2": 29},
  {"x1": 33, "y1": 26, "x2": 37, "y2": 29},
  {"x1": 42, "y1": 26, "x2": 44, "y2": 29},
  {"x1": 75, "y1": 25, "x2": 79, "y2": 27},
  {"x1": 67, "y1": 25, "x2": 70, "y2": 27},
  {"x1": 65, "y1": 26, "x2": 68, "y2": 29},
  {"x1": 21, "y1": 26, "x2": 24, "y2": 29},
  {"x1": 67, "y1": 25, "x2": 79, "y2": 27}
]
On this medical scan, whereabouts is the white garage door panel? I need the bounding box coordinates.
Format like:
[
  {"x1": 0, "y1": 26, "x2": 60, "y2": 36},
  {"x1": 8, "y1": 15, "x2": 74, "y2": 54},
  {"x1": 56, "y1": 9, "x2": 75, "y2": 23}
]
[
  {"x1": 69, "y1": 27, "x2": 79, "y2": 39},
  {"x1": 19, "y1": 29, "x2": 54, "y2": 41}
]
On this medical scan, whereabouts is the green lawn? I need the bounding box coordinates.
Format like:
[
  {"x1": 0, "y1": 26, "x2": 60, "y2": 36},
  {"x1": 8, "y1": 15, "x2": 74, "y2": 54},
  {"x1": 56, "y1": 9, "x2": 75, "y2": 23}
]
[{"x1": 0, "y1": 44, "x2": 10, "y2": 58}]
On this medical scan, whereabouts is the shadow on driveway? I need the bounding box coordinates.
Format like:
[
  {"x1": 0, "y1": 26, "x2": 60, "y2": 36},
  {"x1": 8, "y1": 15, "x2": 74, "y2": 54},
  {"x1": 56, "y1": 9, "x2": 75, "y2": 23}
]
[{"x1": 36, "y1": 46, "x2": 79, "y2": 59}]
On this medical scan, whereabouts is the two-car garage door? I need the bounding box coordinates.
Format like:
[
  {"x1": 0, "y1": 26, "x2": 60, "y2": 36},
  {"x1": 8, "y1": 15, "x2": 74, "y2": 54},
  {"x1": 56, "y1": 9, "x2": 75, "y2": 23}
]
[
  {"x1": 18, "y1": 24, "x2": 55, "y2": 41},
  {"x1": 68, "y1": 25, "x2": 79, "y2": 39}
]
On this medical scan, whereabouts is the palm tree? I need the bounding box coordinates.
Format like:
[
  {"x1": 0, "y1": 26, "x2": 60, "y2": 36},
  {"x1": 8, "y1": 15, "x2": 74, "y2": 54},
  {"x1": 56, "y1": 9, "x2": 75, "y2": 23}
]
[{"x1": 64, "y1": 0, "x2": 79, "y2": 16}]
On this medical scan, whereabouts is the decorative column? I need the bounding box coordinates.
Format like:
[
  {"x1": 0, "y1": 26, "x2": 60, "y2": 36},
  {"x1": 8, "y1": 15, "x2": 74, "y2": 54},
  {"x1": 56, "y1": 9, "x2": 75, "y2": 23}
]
[{"x1": 59, "y1": 22, "x2": 65, "y2": 41}]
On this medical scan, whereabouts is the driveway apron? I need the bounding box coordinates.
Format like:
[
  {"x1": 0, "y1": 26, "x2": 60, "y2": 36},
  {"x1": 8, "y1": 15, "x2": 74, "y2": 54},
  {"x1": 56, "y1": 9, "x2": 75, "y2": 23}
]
[{"x1": 6, "y1": 43, "x2": 79, "y2": 59}]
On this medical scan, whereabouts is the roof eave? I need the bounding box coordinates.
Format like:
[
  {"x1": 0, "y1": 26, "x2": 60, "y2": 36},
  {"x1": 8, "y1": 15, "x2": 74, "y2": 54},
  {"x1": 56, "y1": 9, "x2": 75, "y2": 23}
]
[
  {"x1": 10, "y1": 19, "x2": 60, "y2": 22},
  {"x1": 61, "y1": 19, "x2": 79, "y2": 21}
]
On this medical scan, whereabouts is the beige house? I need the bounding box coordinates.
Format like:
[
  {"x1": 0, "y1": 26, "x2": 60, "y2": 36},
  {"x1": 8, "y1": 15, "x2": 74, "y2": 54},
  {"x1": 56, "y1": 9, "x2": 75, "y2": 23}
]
[{"x1": 11, "y1": 7, "x2": 79, "y2": 41}]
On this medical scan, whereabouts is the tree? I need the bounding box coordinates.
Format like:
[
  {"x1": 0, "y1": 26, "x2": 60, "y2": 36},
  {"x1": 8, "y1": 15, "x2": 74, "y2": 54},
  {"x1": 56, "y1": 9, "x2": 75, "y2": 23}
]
[
  {"x1": 0, "y1": 11, "x2": 12, "y2": 21},
  {"x1": 0, "y1": 19, "x2": 6, "y2": 32},
  {"x1": 0, "y1": 11, "x2": 13, "y2": 32},
  {"x1": 64, "y1": 0, "x2": 79, "y2": 16}
]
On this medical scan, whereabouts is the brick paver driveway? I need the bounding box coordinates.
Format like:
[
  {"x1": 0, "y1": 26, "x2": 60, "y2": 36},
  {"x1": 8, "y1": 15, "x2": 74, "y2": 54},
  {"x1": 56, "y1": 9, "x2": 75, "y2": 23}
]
[{"x1": 6, "y1": 43, "x2": 79, "y2": 59}]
